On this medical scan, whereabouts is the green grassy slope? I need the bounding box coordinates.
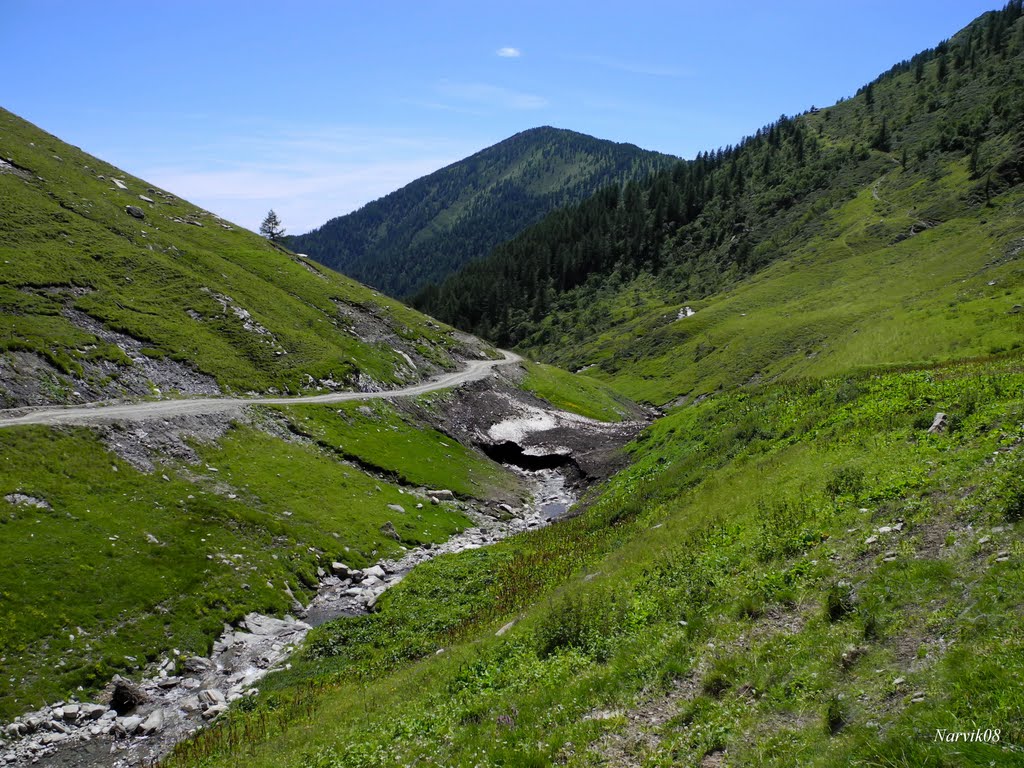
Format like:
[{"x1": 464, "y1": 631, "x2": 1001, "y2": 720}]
[
  {"x1": 0, "y1": 402, "x2": 522, "y2": 719},
  {"x1": 155, "y1": 5, "x2": 1024, "y2": 767},
  {"x1": 287, "y1": 126, "x2": 678, "y2": 298},
  {"x1": 0, "y1": 106, "x2": 482, "y2": 408},
  {"x1": 0, "y1": 109, "x2": 545, "y2": 720},
  {"x1": 417, "y1": 3, "x2": 1024, "y2": 389},
  {"x1": 164, "y1": 356, "x2": 1024, "y2": 768},
  {"x1": 568, "y1": 166, "x2": 1024, "y2": 405}
]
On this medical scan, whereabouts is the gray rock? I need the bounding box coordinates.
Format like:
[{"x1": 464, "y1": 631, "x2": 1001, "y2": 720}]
[
  {"x1": 864, "y1": 536, "x2": 878, "y2": 546},
  {"x1": 202, "y1": 704, "x2": 229, "y2": 720},
  {"x1": 387, "y1": 504, "x2": 406, "y2": 514},
  {"x1": 4, "y1": 493, "x2": 50, "y2": 509},
  {"x1": 183, "y1": 656, "x2": 215, "y2": 674},
  {"x1": 80, "y1": 703, "x2": 107, "y2": 720},
  {"x1": 380, "y1": 520, "x2": 400, "y2": 540},
  {"x1": 119, "y1": 715, "x2": 143, "y2": 734},
  {"x1": 198, "y1": 688, "x2": 226, "y2": 707},
  {"x1": 428, "y1": 490, "x2": 455, "y2": 501},
  {"x1": 138, "y1": 708, "x2": 164, "y2": 735},
  {"x1": 61, "y1": 703, "x2": 79, "y2": 721},
  {"x1": 138, "y1": 195, "x2": 155, "y2": 203},
  {"x1": 125, "y1": 205, "x2": 145, "y2": 219},
  {"x1": 927, "y1": 412, "x2": 947, "y2": 434},
  {"x1": 180, "y1": 696, "x2": 202, "y2": 714},
  {"x1": 330, "y1": 561, "x2": 350, "y2": 576},
  {"x1": 364, "y1": 565, "x2": 386, "y2": 580}
]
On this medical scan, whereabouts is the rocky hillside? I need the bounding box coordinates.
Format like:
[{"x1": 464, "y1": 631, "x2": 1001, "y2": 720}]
[
  {"x1": 0, "y1": 106, "x2": 494, "y2": 410},
  {"x1": 286, "y1": 126, "x2": 678, "y2": 298}
]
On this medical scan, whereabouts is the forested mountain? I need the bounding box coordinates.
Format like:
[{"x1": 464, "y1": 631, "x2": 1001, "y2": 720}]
[
  {"x1": 415, "y1": 1, "x2": 1024, "y2": 380},
  {"x1": 286, "y1": 127, "x2": 678, "y2": 298}
]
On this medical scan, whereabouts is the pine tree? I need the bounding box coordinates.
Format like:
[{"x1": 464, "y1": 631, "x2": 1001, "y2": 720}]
[{"x1": 260, "y1": 209, "x2": 285, "y2": 242}]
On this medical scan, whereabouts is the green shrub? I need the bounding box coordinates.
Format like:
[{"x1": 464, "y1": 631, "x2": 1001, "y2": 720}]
[
  {"x1": 823, "y1": 694, "x2": 846, "y2": 735},
  {"x1": 824, "y1": 582, "x2": 856, "y2": 622},
  {"x1": 534, "y1": 588, "x2": 625, "y2": 662},
  {"x1": 825, "y1": 466, "x2": 865, "y2": 500}
]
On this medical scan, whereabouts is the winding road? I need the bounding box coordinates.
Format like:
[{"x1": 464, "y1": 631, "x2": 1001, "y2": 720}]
[{"x1": 0, "y1": 350, "x2": 521, "y2": 429}]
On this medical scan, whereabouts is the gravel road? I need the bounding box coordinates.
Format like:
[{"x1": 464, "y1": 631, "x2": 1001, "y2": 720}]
[{"x1": 0, "y1": 351, "x2": 521, "y2": 429}]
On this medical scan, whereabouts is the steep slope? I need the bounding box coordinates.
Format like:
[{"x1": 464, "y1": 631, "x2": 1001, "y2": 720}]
[
  {"x1": 286, "y1": 126, "x2": 678, "y2": 298},
  {"x1": 0, "y1": 109, "x2": 644, "y2": 739},
  {"x1": 0, "y1": 106, "x2": 491, "y2": 410},
  {"x1": 416, "y1": 3, "x2": 1024, "y2": 402},
  {"x1": 162, "y1": 5, "x2": 1024, "y2": 768}
]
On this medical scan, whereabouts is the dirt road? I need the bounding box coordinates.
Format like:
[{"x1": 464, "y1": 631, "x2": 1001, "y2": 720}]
[{"x1": 0, "y1": 350, "x2": 521, "y2": 429}]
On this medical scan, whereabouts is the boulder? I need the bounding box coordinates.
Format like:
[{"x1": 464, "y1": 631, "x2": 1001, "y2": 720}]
[
  {"x1": 330, "y1": 561, "x2": 350, "y2": 577},
  {"x1": 80, "y1": 703, "x2": 107, "y2": 720},
  {"x1": 386, "y1": 503, "x2": 405, "y2": 514},
  {"x1": 364, "y1": 565, "x2": 386, "y2": 580},
  {"x1": 428, "y1": 490, "x2": 455, "y2": 501},
  {"x1": 380, "y1": 521, "x2": 400, "y2": 541},
  {"x1": 202, "y1": 704, "x2": 229, "y2": 720},
  {"x1": 927, "y1": 412, "x2": 947, "y2": 434},
  {"x1": 198, "y1": 688, "x2": 226, "y2": 708},
  {"x1": 118, "y1": 715, "x2": 143, "y2": 734},
  {"x1": 180, "y1": 696, "x2": 202, "y2": 714},
  {"x1": 125, "y1": 205, "x2": 145, "y2": 219},
  {"x1": 138, "y1": 709, "x2": 164, "y2": 735},
  {"x1": 110, "y1": 678, "x2": 147, "y2": 714},
  {"x1": 182, "y1": 656, "x2": 215, "y2": 675}
]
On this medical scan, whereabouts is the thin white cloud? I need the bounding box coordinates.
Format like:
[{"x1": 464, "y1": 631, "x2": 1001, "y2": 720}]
[
  {"x1": 496, "y1": 46, "x2": 521, "y2": 58},
  {"x1": 132, "y1": 125, "x2": 472, "y2": 234},
  {"x1": 436, "y1": 80, "x2": 547, "y2": 110}
]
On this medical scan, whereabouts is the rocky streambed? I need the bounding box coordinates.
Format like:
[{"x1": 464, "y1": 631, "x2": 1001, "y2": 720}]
[
  {"x1": 1, "y1": 470, "x2": 577, "y2": 768},
  {"x1": 2, "y1": 371, "x2": 648, "y2": 768}
]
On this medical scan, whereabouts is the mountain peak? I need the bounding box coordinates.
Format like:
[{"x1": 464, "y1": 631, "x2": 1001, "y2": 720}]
[{"x1": 287, "y1": 128, "x2": 679, "y2": 298}]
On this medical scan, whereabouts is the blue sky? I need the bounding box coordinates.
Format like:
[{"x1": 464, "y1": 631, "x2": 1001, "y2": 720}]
[{"x1": 3, "y1": 1, "x2": 1002, "y2": 234}]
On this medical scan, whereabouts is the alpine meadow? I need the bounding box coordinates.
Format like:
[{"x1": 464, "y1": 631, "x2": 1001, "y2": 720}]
[{"x1": 1, "y1": 3, "x2": 1024, "y2": 768}]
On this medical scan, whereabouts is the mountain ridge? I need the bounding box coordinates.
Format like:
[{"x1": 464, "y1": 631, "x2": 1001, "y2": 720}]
[
  {"x1": 287, "y1": 125, "x2": 679, "y2": 298},
  {"x1": 413, "y1": 2, "x2": 1024, "y2": 402}
]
